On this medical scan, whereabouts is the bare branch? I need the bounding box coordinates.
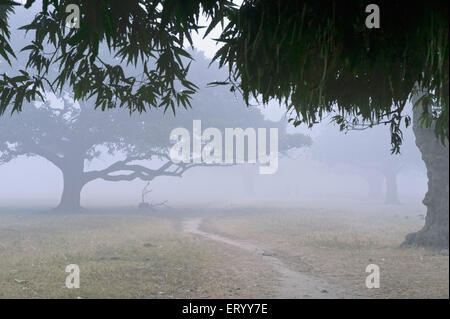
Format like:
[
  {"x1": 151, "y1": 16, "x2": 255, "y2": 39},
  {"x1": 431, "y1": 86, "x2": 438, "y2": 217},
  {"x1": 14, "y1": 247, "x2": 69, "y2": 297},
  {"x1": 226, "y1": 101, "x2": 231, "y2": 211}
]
[{"x1": 84, "y1": 157, "x2": 216, "y2": 183}]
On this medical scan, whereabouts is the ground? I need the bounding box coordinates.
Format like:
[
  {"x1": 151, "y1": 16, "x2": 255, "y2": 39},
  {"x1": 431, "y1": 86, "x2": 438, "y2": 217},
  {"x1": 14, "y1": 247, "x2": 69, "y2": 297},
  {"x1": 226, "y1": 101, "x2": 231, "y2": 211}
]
[
  {"x1": 0, "y1": 201, "x2": 448, "y2": 298},
  {"x1": 0, "y1": 208, "x2": 275, "y2": 298}
]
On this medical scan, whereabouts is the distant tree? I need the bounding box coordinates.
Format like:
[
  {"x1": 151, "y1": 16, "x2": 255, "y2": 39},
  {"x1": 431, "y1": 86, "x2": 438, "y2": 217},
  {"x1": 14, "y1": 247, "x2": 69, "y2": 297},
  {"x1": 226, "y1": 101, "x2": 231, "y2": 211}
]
[
  {"x1": 311, "y1": 124, "x2": 424, "y2": 205},
  {"x1": 0, "y1": 93, "x2": 197, "y2": 211},
  {"x1": 0, "y1": 52, "x2": 311, "y2": 211}
]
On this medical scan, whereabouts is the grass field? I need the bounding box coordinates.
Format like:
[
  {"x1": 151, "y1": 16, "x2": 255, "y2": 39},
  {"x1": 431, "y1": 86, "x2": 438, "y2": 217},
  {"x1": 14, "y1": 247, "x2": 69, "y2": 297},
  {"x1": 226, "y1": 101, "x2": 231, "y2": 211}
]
[
  {"x1": 0, "y1": 202, "x2": 448, "y2": 299},
  {"x1": 201, "y1": 201, "x2": 449, "y2": 299},
  {"x1": 0, "y1": 208, "x2": 275, "y2": 299}
]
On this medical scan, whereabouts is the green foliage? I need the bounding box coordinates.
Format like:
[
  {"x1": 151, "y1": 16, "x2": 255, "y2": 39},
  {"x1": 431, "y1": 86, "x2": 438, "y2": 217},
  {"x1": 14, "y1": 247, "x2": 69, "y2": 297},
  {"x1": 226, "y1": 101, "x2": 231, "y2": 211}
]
[
  {"x1": 0, "y1": 1, "x2": 16, "y2": 65},
  {"x1": 0, "y1": 0, "x2": 448, "y2": 153},
  {"x1": 0, "y1": 0, "x2": 234, "y2": 115},
  {"x1": 213, "y1": 0, "x2": 449, "y2": 153}
]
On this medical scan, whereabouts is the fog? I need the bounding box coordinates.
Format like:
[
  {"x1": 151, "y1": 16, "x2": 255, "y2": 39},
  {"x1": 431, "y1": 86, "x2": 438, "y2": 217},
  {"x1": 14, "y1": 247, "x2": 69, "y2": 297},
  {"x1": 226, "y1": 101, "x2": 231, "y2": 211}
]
[
  {"x1": 0, "y1": 4, "x2": 426, "y2": 209},
  {"x1": 0, "y1": 102, "x2": 426, "y2": 208},
  {"x1": 1, "y1": 1, "x2": 447, "y2": 301}
]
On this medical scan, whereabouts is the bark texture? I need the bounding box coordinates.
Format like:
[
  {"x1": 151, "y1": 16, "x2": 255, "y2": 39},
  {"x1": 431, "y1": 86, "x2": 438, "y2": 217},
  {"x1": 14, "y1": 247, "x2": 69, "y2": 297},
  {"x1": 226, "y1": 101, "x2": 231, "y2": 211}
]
[
  {"x1": 403, "y1": 92, "x2": 449, "y2": 249},
  {"x1": 55, "y1": 160, "x2": 86, "y2": 212}
]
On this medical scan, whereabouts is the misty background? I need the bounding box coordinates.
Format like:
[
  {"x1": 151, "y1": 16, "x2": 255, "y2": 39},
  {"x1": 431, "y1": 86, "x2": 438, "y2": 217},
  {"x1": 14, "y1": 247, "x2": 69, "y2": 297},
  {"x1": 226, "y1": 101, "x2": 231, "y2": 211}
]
[
  {"x1": 0, "y1": 101, "x2": 426, "y2": 208},
  {"x1": 0, "y1": 1, "x2": 427, "y2": 209}
]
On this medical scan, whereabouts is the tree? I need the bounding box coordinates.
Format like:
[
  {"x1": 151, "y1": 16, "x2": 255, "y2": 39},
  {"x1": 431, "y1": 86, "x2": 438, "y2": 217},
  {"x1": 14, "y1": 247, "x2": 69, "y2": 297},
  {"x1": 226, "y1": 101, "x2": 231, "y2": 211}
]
[
  {"x1": 0, "y1": 51, "x2": 311, "y2": 211},
  {"x1": 212, "y1": 0, "x2": 448, "y2": 249},
  {"x1": 0, "y1": 94, "x2": 199, "y2": 211},
  {"x1": 402, "y1": 89, "x2": 449, "y2": 248},
  {"x1": 213, "y1": 1, "x2": 448, "y2": 152},
  {"x1": 0, "y1": 1, "x2": 448, "y2": 247},
  {"x1": 311, "y1": 123, "x2": 424, "y2": 205}
]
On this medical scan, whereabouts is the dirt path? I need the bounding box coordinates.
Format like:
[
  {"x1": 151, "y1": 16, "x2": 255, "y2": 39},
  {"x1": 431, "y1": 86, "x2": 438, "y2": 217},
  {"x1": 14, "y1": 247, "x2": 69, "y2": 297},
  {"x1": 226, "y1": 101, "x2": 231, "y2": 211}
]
[{"x1": 183, "y1": 218, "x2": 353, "y2": 299}]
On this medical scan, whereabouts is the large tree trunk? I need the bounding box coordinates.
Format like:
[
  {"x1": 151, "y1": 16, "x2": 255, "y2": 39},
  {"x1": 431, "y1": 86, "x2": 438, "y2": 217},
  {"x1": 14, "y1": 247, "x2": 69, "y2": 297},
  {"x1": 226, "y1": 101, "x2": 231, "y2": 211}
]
[
  {"x1": 383, "y1": 167, "x2": 400, "y2": 205},
  {"x1": 403, "y1": 91, "x2": 449, "y2": 250},
  {"x1": 55, "y1": 161, "x2": 86, "y2": 212}
]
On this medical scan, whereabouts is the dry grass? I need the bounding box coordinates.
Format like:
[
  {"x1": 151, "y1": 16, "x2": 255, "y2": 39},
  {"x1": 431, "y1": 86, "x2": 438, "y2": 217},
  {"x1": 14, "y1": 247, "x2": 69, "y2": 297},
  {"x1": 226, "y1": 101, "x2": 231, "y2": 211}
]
[
  {"x1": 201, "y1": 202, "x2": 449, "y2": 299},
  {"x1": 0, "y1": 209, "x2": 275, "y2": 299},
  {"x1": 1, "y1": 202, "x2": 447, "y2": 299}
]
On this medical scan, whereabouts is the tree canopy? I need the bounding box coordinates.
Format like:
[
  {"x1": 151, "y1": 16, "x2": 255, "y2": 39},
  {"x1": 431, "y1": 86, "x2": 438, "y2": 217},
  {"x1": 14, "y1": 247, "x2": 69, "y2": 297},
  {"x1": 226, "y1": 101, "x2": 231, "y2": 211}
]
[
  {"x1": 0, "y1": 0, "x2": 448, "y2": 153},
  {"x1": 0, "y1": 0, "x2": 234, "y2": 114},
  {"x1": 0, "y1": 50, "x2": 311, "y2": 209},
  {"x1": 213, "y1": 0, "x2": 448, "y2": 153}
]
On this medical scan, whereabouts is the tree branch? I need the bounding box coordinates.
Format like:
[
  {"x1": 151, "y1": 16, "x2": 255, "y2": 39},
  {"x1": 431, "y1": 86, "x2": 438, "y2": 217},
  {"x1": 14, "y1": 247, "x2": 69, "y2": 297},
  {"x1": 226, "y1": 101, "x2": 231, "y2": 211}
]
[
  {"x1": 28, "y1": 145, "x2": 64, "y2": 168},
  {"x1": 84, "y1": 157, "x2": 212, "y2": 183}
]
